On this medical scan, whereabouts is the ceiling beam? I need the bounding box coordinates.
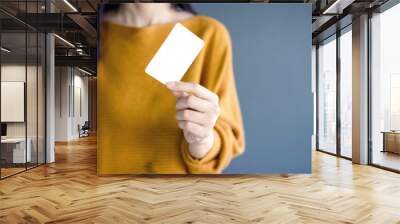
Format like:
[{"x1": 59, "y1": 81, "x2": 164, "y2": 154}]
[
  {"x1": 55, "y1": 55, "x2": 96, "y2": 69},
  {"x1": 67, "y1": 13, "x2": 97, "y2": 46}
]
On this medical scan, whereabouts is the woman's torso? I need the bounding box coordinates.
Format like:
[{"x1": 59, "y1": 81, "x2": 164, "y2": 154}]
[{"x1": 98, "y1": 16, "x2": 225, "y2": 174}]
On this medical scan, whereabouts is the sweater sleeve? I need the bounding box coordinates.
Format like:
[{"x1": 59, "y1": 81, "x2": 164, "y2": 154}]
[{"x1": 181, "y1": 21, "x2": 245, "y2": 174}]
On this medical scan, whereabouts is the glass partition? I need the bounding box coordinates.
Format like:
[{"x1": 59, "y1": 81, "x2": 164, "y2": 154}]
[
  {"x1": 26, "y1": 0, "x2": 46, "y2": 169},
  {"x1": 1, "y1": 30, "x2": 28, "y2": 177},
  {"x1": 27, "y1": 31, "x2": 38, "y2": 169},
  {"x1": 0, "y1": 1, "x2": 46, "y2": 179},
  {"x1": 317, "y1": 35, "x2": 337, "y2": 154}
]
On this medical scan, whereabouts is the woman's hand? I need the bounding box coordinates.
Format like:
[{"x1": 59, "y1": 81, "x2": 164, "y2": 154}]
[{"x1": 166, "y1": 81, "x2": 220, "y2": 160}]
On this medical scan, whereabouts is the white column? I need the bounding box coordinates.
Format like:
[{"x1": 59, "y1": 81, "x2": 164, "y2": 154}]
[
  {"x1": 46, "y1": 33, "x2": 55, "y2": 163},
  {"x1": 352, "y1": 14, "x2": 369, "y2": 164},
  {"x1": 46, "y1": 1, "x2": 55, "y2": 163}
]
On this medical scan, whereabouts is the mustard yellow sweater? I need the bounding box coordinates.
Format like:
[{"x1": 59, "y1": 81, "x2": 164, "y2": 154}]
[{"x1": 98, "y1": 15, "x2": 244, "y2": 174}]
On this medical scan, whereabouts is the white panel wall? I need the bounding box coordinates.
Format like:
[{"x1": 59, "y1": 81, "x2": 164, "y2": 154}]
[
  {"x1": 55, "y1": 67, "x2": 70, "y2": 141},
  {"x1": 1, "y1": 82, "x2": 25, "y2": 122},
  {"x1": 55, "y1": 67, "x2": 89, "y2": 141}
]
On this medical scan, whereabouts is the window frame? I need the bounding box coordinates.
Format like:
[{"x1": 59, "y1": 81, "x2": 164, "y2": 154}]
[{"x1": 316, "y1": 23, "x2": 353, "y2": 161}]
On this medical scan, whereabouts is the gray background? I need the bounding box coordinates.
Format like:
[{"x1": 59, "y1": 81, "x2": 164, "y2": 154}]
[{"x1": 193, "y1": 4, "x2": 312, "y2": 173}]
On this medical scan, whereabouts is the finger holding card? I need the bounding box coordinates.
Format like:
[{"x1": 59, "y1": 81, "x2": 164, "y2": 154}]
[
  {"x1": 167, "y1": 81, "x2": 220, "y2": 115},
  {"x1": 166, "y1": 81, "x2": 221, "y2": 159},
  {"x1": 167, "y1": 81, "x2": 219, "y2": 103},
  {"x1": 168, "y1": 82, "x2": 220, "y2": 125}
]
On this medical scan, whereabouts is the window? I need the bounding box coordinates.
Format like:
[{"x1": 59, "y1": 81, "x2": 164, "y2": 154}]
[
  {"x1": 317, "y1": 24, "x2": 353, "y2": 159},
  {"x1": 370, "y1": 2, "x2": 400, "y2": 171},
  {"x1": 317, "y1": 35, "x2": 337, "y2": 154},
  {"x1": 390, "y1": 74, "x2": 400, "y2": 130},
  {"x1": 339, "y1": 27, "x2": 352, "y2": 158}
]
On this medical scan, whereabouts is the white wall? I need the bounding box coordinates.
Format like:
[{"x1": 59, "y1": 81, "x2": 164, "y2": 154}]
[
  {"x1": 55, "y1": 67, "x2": 70, "y2": 141},
  {"x1": 55, "y1": 67, "x2": 89, "y2": 141},
  {"x1": 1, "y1": 65, "x2": 26, "y2": 132},
  {"x1": 72, "y1": 73, "x2": 89, "y2": 138},
  {"x1": 1, "y1": 82, "x2": 25, "y2": 122},
  {"x1": 1, "y1": 65, "x2": 39, "y2": 138}
]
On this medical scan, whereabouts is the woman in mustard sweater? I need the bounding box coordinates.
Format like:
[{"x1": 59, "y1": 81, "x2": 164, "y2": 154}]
[{"x1": 98, "y1": 3, "x2": 244, "y2": 174}]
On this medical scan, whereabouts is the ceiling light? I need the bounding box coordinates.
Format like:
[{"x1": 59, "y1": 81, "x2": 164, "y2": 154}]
[
  {"x1": 323, "y1": 0, "x2": 341, "y2": 14},
  {"x1": 76, "y1": 48, "x2": 86, "y2": 56},
  {"x1": 322, "y1": 0, "x2": 354, "y2": 15},
  {"x1": 54, "y1": 34, "x2": 75, "y2": 48},
  {"x1": 77, "y1": 67, "x2": 93, "y2": 76},
  {"x1": 63, "y1": 0, "x2": 78, "y2": 12},
  {"x1": 1, "y1": 47, "x2": 11, "y2": 53}
]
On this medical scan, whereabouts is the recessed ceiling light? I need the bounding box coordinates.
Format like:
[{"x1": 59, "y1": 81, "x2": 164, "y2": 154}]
[
  {"x1": 63, "y1": 0, "x2": 78, "y2": 12},
  {"x1": 77, "y1": 67, "x2": 93, "y2": 76},
  {"x1": 322, "y1": 0, "x2": 353, "y2": 15},
  {"x1": 1, "y1": 47, "x2": 11, "y2": 53},
  {"x1": 54, "y1": 34, "x2": 75, "y2": 48}
]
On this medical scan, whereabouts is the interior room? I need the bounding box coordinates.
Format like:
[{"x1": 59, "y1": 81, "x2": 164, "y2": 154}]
[
  {"x1": 0, "y1": 0, "x2": 400, "y2": 223},
  {"x1": 370, "y1": 3, "x2": 400, "y2": 171},
  {"x1": 1, "y1": 16, "x2": 46, "y2": 178}
]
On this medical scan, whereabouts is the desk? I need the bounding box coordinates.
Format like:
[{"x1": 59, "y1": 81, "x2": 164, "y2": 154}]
[
  {"x1": 382, "y1": 131, "x2": 400, "y2": 154},
  {"x1": 1, "y1": 138, "x2": 31, "y2": 163}
]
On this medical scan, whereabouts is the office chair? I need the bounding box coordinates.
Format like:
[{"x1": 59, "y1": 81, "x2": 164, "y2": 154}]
[{"x1": 79, "y1": 121, "x2": 90, "y2": 138}]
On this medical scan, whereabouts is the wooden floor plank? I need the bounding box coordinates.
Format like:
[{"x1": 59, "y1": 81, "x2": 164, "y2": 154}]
[{"x1": 1, "y1": 135, "x2": 400, "y2": 223}]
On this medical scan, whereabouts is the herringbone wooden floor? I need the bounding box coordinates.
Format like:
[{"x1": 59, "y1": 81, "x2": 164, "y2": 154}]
[{"x1": 1, "y1": 135, "x2": 400, "y2": 224}]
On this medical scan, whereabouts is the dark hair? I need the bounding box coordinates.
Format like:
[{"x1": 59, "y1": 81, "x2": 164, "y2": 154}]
[
  {"x1": 102, "y1": 3, "x2": 196, "y2": 15},
  {"x1": 171, "y1": 3, "x2": 197, "y2": 15}
]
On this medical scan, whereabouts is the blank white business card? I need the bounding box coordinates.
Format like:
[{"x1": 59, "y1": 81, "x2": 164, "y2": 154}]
[{"x1": 145, "y1": 23, "x2": 205, "y2": 84}]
